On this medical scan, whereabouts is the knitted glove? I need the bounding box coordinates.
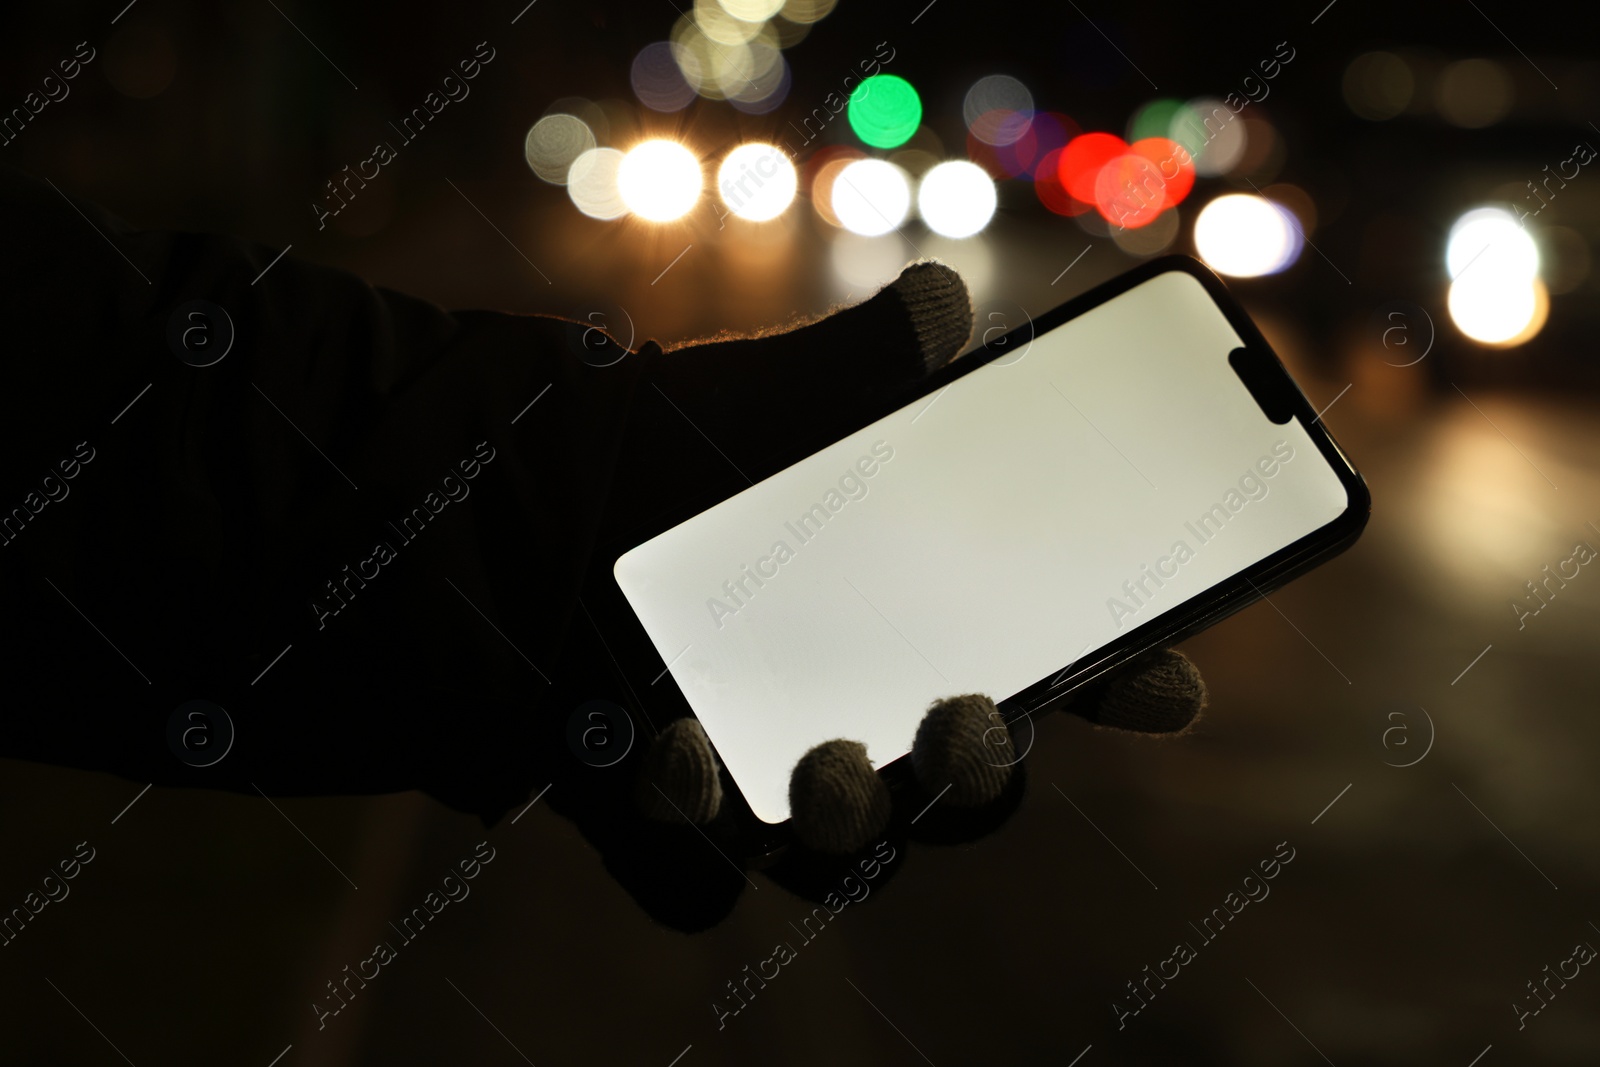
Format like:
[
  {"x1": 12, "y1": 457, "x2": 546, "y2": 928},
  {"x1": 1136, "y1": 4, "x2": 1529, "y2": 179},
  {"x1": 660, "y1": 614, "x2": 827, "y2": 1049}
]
[{"x1": 645, "y1": 649, "x2": 1206, "y2": 855}]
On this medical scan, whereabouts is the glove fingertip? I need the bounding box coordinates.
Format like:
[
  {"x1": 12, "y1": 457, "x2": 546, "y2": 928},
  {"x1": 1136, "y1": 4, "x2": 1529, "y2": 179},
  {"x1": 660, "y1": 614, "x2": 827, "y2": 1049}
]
[
  {"x1": 1079, "y1": 649, "x2": 1207, "y2": 735},
  {"x1": 887, "y1": 259, "x2": 973, "y2": 374},
  {"x1": 789, "y1": 739, "x2": 891, "y2": 855},
  {"x1": 638, "y1": 717, "x2": 723, "y2": 824}
]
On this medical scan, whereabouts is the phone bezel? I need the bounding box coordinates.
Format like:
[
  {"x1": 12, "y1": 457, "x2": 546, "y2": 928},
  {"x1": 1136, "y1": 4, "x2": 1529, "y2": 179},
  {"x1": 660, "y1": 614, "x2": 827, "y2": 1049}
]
[{"x1": 591, "y1": 253, "x2": 1371, "y2": 857}]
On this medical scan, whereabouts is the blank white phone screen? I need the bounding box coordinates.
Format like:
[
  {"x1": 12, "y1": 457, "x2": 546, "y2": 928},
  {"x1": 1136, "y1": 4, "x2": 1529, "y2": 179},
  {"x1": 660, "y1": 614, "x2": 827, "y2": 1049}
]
[{"x1": 614, "y1": 270, "x2": 1351, "y2": 823}]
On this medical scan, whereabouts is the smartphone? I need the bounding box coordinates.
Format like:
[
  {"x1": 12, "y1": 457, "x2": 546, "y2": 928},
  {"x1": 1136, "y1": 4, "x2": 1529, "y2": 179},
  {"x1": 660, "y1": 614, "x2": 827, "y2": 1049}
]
[{"x1": 608, "y1": 255, "x2": 1369, "y2": 838}]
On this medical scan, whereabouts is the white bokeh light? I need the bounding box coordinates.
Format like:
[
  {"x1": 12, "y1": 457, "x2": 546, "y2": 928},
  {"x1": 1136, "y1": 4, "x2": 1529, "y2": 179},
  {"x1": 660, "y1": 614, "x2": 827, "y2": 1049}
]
[
  {"x1": 718, "y1": 0, "x2": 784, "y2": 21},
  {"x1": 1446, "y1": 206, "x2": 1544, "y2": 345},
  {"x1": 1193, "y1": 194, "x2": 1301, "y2": 277},
  {"x1": 1448, "y1": 276, "x2": 1544, "y2": 344},
  {"x1": 830, "y1": 159, "x2": 911, "y2": 237},
  {"x1": 717, "y1": 143, "x2": 798, "y2": 221},
  {"x1": 1446, "y1": 206, "x2": 1539, "y2": 284},
  {"x1": 567, "y1": 147, "x2": 627, "y2": 220},
  {"x1": 617, "y1": 140, "x2": 703, "y2": 222},
  {"x1": 916, "y1": 161, "x2": 997, "y2": 238},
  {"x1": 524, "y1": 114, "x2": 596, "y2": 185}
]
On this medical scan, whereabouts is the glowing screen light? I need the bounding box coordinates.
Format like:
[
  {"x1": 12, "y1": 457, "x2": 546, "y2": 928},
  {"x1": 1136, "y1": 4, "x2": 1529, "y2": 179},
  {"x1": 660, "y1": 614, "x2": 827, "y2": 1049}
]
[
  {"x1": 1446, "y1": 206, "x2": 1545, "y2": 345},
  {"x1": 830, "y1": 159, "x2": 911, "y2": 236},
  {"x1": 1193, "y1": 194, "x2": 1301, "y2": 276},
  {"x1": 917, "y1": 161, "x2": 996, "y2": 238},
  {"x1": 718, "y1": 143, "x2": 798, "y2": 221},
  {"x1": 617, "y1": 140, "x2": 703, "y2": 221},
  {"x1": 847, "y1": 75, "x2": 921, "y2": 150}
]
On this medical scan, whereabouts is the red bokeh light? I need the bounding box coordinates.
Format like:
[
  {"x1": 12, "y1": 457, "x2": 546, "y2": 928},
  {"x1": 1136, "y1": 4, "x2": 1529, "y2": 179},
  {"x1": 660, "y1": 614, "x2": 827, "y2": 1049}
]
[{"x1": 1057, "y1": 132, "x2": 1128, "y2": 203}]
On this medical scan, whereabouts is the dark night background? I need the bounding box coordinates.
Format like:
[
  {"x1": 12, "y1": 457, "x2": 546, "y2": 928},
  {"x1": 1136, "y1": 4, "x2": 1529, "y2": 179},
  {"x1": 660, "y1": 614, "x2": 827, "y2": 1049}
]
[{"x1": 3, "y1": 0, "x2": 1599, "y2": 1064}]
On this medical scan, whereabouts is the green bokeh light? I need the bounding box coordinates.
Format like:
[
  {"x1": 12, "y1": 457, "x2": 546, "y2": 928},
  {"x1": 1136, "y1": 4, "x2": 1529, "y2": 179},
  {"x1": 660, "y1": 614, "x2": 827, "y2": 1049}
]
[
  {"x1": 848, "y1": 75, "x2": 922, "y2": 149},
  {"x1": 1128, "y1": 98, "x2": 1185, "y2": 143}
]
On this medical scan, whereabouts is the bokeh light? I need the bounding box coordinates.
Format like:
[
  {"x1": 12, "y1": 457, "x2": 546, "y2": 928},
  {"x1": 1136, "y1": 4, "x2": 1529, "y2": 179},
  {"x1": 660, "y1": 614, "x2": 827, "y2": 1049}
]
[
  {"x1": 1058, "y1": 132, "x2": 1127, "y2": 203},
  {"x1": 1342, "y1": 51, "x2": 1414, "y2": 121},
  {"x1": 694, "y1": 0, "x2": 764, "y2": 44},
  {"x1": 1435, "y1": 58, "x2": 1513, "y2": 128},
  {"x1": 1446, "y1": 207, "x2": 1540, "y2": 282},
  {"x1": 728, "y1": 45, "x2": 790, "y2": 113},
  {"x1": 1194, "y1": 194, "x2": 1302, "y2": 276},
  {"x1": 779, "y1": 0, "x2": 838, "y2": 22},
  {"x1": 964, "y1": 75, "x2": 1034, "y2": 146},
  {"x1": 1449, "y1": 277, "x2": 1548, "y2": 345},
  {"x1": 917, "y1": 161, "x2": 997, "y2": 238},
  {"x1": 672, "y1": 15, "x2": 777, "y2": 102},
  {"x1": 1128, "y1": 98, "x2": 1188, "y2": 143},
  {"x1": 990, "y1": 110, "x2": 1075, "y2": 179},
  {"x1": 631, "y1": 42, "x2": 696, "y2": 112},
  {"x1": 525, "y1": 114, "x2": 597, "y2": 185},
  {"x1": 1094, "y1": 134, "x2": 1196, "y2": 228},
  {"x1": 830, "y1": 159, "x2": 912, "y2": 236},
  {"x1": 848, "y1": 75, "x2": 922, "y2": 150},
  {"x1": 807, "y1": 146, "x2": 865, "y2": 228},
  {"x1": 618, "y1": 140, "x2": 703, "y2": 222},
  {"x1": 770, "y1": 15, "x2": 811, "y2": 47},
  {"x1": 1173, "y1": 98, "x2": 1248, "y2": 177},
  {"x1": 718, "y1": 143, "x2": 798, "y2": 221},
  {"x1": 1446, "y1": 206, "x2": 1544, "y2": 345},
  {"x1": 719, "y1": 0, "x2": 785, "y2": 20},
  {"x1": 1092, "y1": 135, "x2": 1196, "y2": 229},
  {"x1": 567, "y1": 147, "x2": 628, "y2": 220},
  {"x1": 1094, "y1": 153, "x2": 1167, "y2": 229}
]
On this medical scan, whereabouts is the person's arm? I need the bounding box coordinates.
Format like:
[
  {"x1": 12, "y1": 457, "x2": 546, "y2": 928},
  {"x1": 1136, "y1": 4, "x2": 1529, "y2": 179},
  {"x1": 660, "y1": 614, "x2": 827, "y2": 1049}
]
[{"x1": 0, "y1": 165, "x2": 646, "y2": 816}]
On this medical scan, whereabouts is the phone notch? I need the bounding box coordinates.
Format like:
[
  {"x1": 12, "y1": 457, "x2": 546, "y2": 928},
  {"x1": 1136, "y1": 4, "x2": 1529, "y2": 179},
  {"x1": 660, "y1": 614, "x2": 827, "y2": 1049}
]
[{"x1": 1227, "y1": 345, "x2": 1298, "y2": 425}]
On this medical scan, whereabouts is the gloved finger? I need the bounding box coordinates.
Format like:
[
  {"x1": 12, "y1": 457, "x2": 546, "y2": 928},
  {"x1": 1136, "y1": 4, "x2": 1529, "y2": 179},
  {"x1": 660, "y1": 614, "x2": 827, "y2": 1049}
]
[
  {"x1": 911, "y1": 694, "x2": 1017, "y2": 807},
  {"x1": 637, "y1": 717, "x2": 723, "y2": 825},
  {"x1": 1068, "y1": 648, "x2": 1207, "y2": 734},
  {"x1": 788, "y1": 739, "x2": 892, "y2": 855},
  {"x1": 902, "y1": 694, "x2": 1029, "y2": 845}
]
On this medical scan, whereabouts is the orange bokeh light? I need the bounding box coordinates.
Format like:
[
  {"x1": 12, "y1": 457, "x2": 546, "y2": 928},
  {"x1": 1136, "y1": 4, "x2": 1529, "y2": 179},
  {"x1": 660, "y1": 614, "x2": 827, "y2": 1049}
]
[{"x1": 1130, "y1": 136, "x2": 1194, "y2": 208}]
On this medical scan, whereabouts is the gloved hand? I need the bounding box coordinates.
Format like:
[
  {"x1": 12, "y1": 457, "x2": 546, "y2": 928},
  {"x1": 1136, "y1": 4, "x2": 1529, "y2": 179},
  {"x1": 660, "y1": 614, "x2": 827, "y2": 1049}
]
[
  {"x1": 0, "y1": 166, "x2": 1205, "y2": 932},
  {"x1": 562, "y1": 260, "x2": 1207, "y2": 921}
]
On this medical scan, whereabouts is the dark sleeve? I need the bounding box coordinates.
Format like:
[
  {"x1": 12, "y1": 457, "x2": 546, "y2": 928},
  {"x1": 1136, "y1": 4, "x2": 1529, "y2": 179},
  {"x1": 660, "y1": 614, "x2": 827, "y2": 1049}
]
[{"x1": 0, "y1": 165, "x2": 652, "y2": 817}]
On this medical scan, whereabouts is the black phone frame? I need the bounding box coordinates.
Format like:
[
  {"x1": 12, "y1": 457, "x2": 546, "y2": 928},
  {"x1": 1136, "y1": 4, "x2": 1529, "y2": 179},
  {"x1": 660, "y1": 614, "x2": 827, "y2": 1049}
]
[{"x1": 586, "y1": 253, "x2": 1371, "y2": 859}]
